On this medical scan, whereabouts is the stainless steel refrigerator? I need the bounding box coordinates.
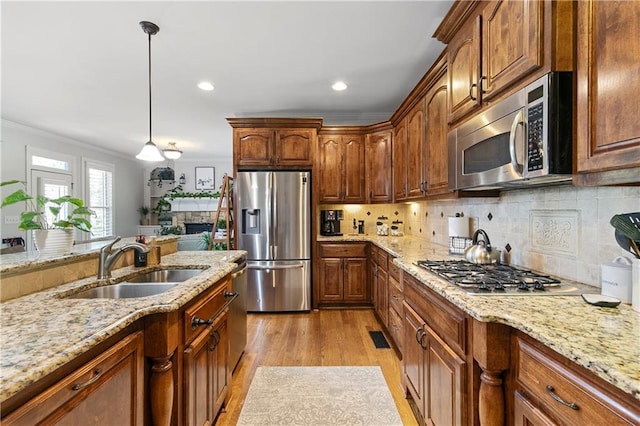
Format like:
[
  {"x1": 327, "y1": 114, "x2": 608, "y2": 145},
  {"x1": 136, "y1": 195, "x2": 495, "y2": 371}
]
[{"x1": 236, "y1": 171, "x2": 311, "y2": 312}]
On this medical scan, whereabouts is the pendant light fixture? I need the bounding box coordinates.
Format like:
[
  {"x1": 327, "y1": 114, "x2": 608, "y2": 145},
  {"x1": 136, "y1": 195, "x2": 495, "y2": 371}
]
[
  {"x1": 163, "y1": 142, "x2": 183, "y2": 160},
  {"x1": 136, "y1": 21, "x2": 165, "y2": 162}
]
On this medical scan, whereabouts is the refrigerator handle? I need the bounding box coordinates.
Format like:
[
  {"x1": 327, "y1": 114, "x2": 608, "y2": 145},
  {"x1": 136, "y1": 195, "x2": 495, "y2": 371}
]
[
  {"x1": 271, "y1": 171, "x2": 278, "y2": 259},
  {"x1": 269, "y1": 171, "x2": 275, "y2": 260}
]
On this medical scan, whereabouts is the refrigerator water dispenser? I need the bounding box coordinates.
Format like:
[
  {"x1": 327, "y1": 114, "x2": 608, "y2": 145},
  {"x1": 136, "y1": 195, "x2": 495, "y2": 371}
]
[{"x1": 242, "y1": 209, "x2": 261, "y2": 234}]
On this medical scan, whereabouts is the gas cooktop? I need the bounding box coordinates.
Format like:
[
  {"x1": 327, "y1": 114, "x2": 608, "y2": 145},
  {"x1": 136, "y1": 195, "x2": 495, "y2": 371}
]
[{"x1": 415, "y1": 259, "x2": 584, "y2": 296}]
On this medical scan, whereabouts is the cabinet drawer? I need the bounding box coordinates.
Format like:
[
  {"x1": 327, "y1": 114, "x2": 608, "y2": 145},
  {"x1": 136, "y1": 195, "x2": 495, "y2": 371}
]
[
  {"x1": 371, "y1": 245, "x2": 388, "y2": 269},
  {"x1": 388, "y1": 276, "x2": 404, "y2": 315},
  {"x1": 388, "y1": 260, "x2": 401, "y2": 282},
  {"x1": 318, "y1": 243, "x2": 367, "y2": 258},
  {"x1": 184, "y1": 277, "x2": 231, "y2": 345},
  {"x1": 403, "y1": 272, "x2": 467, "y2": 356},
  {"x1": 388, "y1": 306, "x2": 404, "y2": 353},
  {"x1": 515, "y1": 336, "x2": 639, "y2": 425}
]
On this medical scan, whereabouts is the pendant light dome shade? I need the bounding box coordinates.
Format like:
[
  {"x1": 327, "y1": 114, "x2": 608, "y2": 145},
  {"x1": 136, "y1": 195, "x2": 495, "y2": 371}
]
[
  {"x1": 136, "y1": 21, "x2": 165, "y2": 162},
  {"x1": 163, "y1": 142, "x2": 183, "y2": 160}
]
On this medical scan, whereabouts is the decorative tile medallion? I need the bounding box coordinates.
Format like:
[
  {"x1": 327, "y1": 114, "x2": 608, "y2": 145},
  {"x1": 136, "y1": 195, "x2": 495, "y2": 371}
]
[{"x1": 529, "y1": 210, "x2": 580, "y2": 257}]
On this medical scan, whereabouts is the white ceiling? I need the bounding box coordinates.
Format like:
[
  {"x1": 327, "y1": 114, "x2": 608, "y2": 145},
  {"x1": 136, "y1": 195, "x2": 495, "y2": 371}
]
[{"x1": 2, "y1": 1, "x2": 453, "y2": 161}]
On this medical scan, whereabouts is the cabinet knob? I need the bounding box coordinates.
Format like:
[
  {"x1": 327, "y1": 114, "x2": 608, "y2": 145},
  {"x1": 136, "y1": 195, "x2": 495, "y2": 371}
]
[
  {"x1": 191, "y1": 316, "x2": 213, "y2": 329},
  {"x1": 469, "y1": 83, "x2": 478, "y2": 101},
  {"x1": 479, "y1": 76, "x2": 487, "y2": 95}
]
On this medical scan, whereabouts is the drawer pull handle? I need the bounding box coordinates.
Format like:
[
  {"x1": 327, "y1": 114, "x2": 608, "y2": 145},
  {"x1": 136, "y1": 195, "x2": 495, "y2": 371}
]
[
  {"x1": 546, "y1": 385, "x2": 579, "y2": 410},
  {"x1": 72, "y1": 368, "x2": 103, "y2": 391},
  {"x1": 192, "y1": 316, "x2": 213, "y2": 328}
]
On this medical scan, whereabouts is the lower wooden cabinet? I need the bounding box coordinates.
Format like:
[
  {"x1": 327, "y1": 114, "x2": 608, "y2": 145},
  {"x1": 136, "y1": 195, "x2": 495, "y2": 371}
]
[
  {"x1": 403, "y1": 301, "x2": 466, "y2": 425},
  {"x1": 3, "y1": 331, "x2": 144, "y2": 425},
  {"x1": 317, "y1": 242, "x2": 369, "y2": 306},
  {"x1": 514, "y1": 391, "x2": 557, "y2": 426},
  {"x1": 387, "y1": 264, "x2": 403, "y2": 352},
  {"x1": 513, "y1": 333, "x2": 640, "y2": 425},
  {"x1": 370, "y1": 245, "x2": 389, "y2": 326},
  {"x1": 184, "y1": 314, "x2": 229, "y2": 426}
]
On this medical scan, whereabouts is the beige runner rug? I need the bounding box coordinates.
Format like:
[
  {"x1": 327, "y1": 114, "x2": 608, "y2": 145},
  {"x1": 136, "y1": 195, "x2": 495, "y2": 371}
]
[{"x1": 237, "y1": 366, "x2": 403, "y2": 425}]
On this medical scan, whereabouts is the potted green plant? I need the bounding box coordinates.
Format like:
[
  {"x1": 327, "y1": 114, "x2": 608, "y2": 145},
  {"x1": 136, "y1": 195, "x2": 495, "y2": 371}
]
[
  {"x1": 216, "y1": 218, "x2": 227, "y2": 232},
  {"x1": 138, "y1": 206, "x2": 150, "y2": 225},
  {"x1": 1, "y1": 180, "x2": 94, "y2": 255}
]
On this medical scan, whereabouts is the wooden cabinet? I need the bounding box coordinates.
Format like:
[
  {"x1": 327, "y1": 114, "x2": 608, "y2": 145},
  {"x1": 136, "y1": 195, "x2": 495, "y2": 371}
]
[
  {"x1": 4, "y1": 331, "x2": 144, "y2": 425},
  {"x1": 514, "y1": 391, "x2": 557, "y2": 426},
  {"x1": 403, "y1": 301, "x2": 466, "y2": 425},
  {"x1": 370, "y1": 244, "x2": 389, "y2": 326},
  {"x1": 229, "y1": 118, "x2": 323, "y2": 170},
  {"x1": 513, "y1": 333, "x2": 640, "y2": 425},
  {"x1": 574, "y1": 0, "x2": 640, "y2": 185},
  {"x1": 317, "y1": 133, "x2": 366, "y2": 203},
  {"x1": 393, "y1": 117, "x2": 408, "y2": 201},
  {"x1": 437, "y1": 0, "x2": 572, "y2": 124},
  {"x1": 387, "y1": 261, "x2": 403, "y2": 353},
  {"x1": 183, "y1": 278, "x2": 232, "y2": 426},
  {"x1": 366, "y1": 128, "x2": 393, "y2": 203},
  {"x1": 183, "y1": 315, "x2": 229, "y2": 426},
  {"x1": 424, "y1": 70, "x2": 450, "y2": 197},
  {"x1": 317, "y1": 242, "x2": 369, "y2": 305},
  {"x1": 402, "y1": 272, "x2": 469, "y2": 426}
]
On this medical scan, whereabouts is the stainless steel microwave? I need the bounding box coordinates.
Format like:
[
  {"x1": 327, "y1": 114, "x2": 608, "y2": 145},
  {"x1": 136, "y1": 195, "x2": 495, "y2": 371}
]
[{"x1": 448, "y1": 72, "x2": 573, "y2": 191}]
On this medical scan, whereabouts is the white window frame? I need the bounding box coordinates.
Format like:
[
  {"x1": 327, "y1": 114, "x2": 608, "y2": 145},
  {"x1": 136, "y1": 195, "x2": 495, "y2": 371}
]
[{"x1": 82, "y1": 158, "x2": 115, "y2": 241}]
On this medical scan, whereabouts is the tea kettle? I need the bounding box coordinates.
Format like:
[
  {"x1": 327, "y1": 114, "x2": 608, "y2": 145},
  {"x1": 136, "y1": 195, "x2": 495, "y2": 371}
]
[{"x1": 464, "y1": 229, "x2": 500, "y2": 264}]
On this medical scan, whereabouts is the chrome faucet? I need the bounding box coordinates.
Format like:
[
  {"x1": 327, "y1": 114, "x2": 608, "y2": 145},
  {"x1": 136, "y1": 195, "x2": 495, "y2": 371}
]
[{"x1": 97, "y1": 236, "x2": 149, "y2": 279}]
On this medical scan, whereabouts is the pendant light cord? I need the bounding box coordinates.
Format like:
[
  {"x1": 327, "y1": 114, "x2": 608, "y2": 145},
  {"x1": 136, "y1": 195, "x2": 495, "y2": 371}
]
[{"x1": 148, "y1": 31, "x2": 152, "y2": 142}]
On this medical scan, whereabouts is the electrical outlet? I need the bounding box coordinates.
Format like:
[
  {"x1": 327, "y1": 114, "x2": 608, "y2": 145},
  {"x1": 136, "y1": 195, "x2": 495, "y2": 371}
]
[{"x1": 4, "y1": 215, "x2": 20, "y2": 224}]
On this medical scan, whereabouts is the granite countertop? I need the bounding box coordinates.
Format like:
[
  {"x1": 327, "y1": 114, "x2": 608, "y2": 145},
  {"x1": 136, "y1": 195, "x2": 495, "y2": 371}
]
[
  {"x1": 0, "y1": 250, "x2": 246, "y2": 403},
  {"x1": 318, "y1": 235, "x2": 640, "y2": 401}
]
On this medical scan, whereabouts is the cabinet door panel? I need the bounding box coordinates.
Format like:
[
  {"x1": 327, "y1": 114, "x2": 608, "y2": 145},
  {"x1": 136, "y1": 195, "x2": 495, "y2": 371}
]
[
  {"x1": 375, "y1": 267, "x2": 388, "y2": 326},
  {"x1": 448, "y1": 15, "x2": 480, "y2": 123},
  {"x1": 367, "y1": 131, "x2": 393, "y2": 203},
  {"x1": 425, "y1": 76, "x2": 450, "y2": 196},
  {"x1": 276, "y1": 129, "x2": 314, "y2": 165},
  {"x1": 212, "y1": 317, "x2": 229, "y2": 416},
  {"x1": 393, "y1": 120, "x2": 408, "y2": 201},
  {"x1": 235, "y1": 129, "x2": 273, "y2": 166},
  {"x1": 425, "y1": 325, "x2": 466, "y2": 426},
  {"x1": 342, "y1": 136, "x2": 366, "y2": 203},
  {"x1": 318, "y1": 258, "x2": 343, "y2": 301},
  {"x1": 184, "y1": 326, "x2": 214, "y2": 426},
  {"x1": 318, "y1": 136, "x2": 342, "y2": 202},
  {"x1": 482, "y1": 0, "x2": 542, "y2": 99},
  {"x1": 514, "y1": 391, "x2": 557, "y2": 426},
  {"x1": 343, "y1": 258, "x2": 368, "y2": 302},
  {"x1": 407, "y1": 101, "x2": 425, "y2": 199},
  {"x1": 4, "y1": 332, "x2": 144, "y2": 426},
  {"x1": 576, "y1": 0, "x2": 640, "y2": 174},
  {"x1": 403, "y1": 303, "x2": 424, "y2": 417}
]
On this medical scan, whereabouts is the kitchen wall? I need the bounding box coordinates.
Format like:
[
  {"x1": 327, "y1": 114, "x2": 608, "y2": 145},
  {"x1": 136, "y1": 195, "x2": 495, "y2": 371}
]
[
  {"x1": 169, "y1": 159, "x2": 233, "y2": 193},
  {"x1": 325, "y1": 185, "x2": 639, "y2": 288},
  {"x1": 1, "y1": 119, "x2": 144, "y2": 241}
]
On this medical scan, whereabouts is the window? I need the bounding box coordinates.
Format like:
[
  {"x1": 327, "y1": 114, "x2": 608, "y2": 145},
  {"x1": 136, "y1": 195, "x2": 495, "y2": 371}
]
[{"x1": 84, "y1": 160, "x2": 114, "y2": 239}]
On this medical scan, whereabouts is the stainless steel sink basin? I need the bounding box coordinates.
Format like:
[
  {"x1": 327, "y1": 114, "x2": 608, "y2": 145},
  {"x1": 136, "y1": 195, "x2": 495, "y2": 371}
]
[
  {"x1": 69, "y1": 283, "x2": 178, "y2": 299},
  {"x1": 125, "y1": 268, "x2": 205, "y2": 283},
  {"x1": 65, "y1": 268, "x2": 206, "y2": 299}
]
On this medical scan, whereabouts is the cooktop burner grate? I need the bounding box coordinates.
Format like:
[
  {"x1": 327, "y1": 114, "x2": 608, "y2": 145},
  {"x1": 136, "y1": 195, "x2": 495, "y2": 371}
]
[{"x1": 414, "y1": 259, "x2": 576, "y2": 296}]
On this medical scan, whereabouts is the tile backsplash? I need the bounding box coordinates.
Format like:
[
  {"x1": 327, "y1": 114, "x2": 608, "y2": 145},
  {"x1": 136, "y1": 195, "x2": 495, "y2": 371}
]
[{"x1": 324, "y1": 185, "x2": 639, "y2": 287}]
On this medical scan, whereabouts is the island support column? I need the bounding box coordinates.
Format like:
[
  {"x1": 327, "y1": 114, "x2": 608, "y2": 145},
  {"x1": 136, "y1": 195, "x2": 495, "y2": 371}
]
[
  {"x1": 145, "y1": 312, "x2": 179, "y2": 426},
  {"x1": 473, "y1": 320, "x2": 511, "y2": 426}
]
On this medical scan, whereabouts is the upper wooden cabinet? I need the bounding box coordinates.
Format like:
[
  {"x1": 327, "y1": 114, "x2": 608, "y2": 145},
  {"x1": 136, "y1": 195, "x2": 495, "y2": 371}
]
[
  {"x1": 366, "y1": 126, "x2": 393, "y2": 203},
  {"x1": 393, "y1": 118, "x2": 408, "y2": 201},
  {"x1": 574, "y1": 0, "x2": 640, "y2": 185},
  {"x1": 424, "y1": 71, "x2": 450, "y2": 197},
  {"x1": 317, "y1": 132, "x2": 366, "y2": 203},
  {"x1": 406, "y1": 101, "x2": 426, "y2": 199},
  {"x1": 436, "y1": 0, "x2": 573, "y2": 124},
  {"x1": 229, "y1": 118, "x2": 323, "y2": 170}
]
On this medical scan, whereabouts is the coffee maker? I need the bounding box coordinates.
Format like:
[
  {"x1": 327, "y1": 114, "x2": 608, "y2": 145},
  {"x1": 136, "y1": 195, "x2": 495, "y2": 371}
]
[{"x1": 320, "y1": 210, "x2": 343, "y2": 236}]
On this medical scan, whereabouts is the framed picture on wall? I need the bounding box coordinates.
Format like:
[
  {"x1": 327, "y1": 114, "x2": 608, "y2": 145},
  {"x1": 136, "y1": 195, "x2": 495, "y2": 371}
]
[{"x1": 195, "y1": 167, "x2": 215, "y2": 190}]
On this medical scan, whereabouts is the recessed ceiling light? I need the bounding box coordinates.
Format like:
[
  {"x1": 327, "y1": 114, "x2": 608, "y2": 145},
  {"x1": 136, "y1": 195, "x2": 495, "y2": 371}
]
[
  {"x1": 332, "y1": 81, "x2": 348, "y2": 91},
  {"x1": 198, "y1": 81, "x2": 215, "y2": 91}
]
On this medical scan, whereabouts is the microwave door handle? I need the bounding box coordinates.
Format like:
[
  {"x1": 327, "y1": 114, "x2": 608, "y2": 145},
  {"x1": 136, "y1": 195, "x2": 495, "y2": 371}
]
[{"x1": 509, "y1": 110, "x2": 525, "y2": 175}]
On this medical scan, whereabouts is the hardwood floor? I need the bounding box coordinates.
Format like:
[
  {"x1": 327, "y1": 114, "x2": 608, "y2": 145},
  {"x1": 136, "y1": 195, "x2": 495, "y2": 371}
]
[{"x1": 216, "y1": 309, "x2": 418, "y2": 425}]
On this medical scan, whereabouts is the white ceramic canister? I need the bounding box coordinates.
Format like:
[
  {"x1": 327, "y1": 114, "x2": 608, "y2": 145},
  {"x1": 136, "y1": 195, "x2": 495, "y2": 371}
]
[
  {"x1": 632, "y1": 257, "x2": 640, "y2": 312},
  {"x1": 600, "y1": 256, "x2": 633, "y2": 303}
]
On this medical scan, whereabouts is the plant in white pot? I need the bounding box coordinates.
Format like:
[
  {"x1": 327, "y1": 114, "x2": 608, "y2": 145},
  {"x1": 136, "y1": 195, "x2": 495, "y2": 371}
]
[{"x1": 1, "y1": 180, "x2": 94, "y2": 255}]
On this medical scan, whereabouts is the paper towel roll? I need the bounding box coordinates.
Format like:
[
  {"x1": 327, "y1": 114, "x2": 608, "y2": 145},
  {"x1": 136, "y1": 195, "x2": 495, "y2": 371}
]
[{"x1": 448, "y1": 217, "x2": 470, "y2": 238}]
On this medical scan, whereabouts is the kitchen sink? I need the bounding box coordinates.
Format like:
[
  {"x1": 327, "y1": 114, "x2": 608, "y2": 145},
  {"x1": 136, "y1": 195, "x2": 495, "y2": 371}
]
[
  {"x1": 124, "y1": 268, "x2": 205, "y2": 283},
  {"x1": 65, "y1": 268, "x2": 206, "y2": 299},
  {"x1": 68, "y1": 283, "x2": 178, "y2": 299}
]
